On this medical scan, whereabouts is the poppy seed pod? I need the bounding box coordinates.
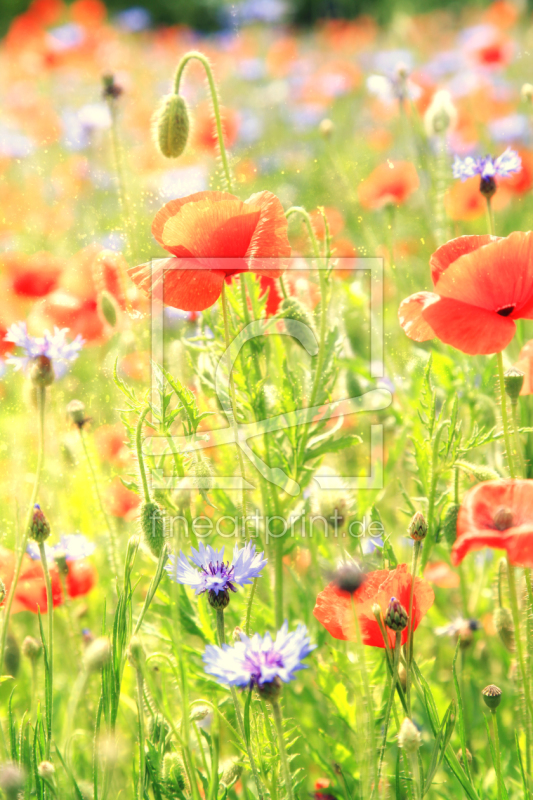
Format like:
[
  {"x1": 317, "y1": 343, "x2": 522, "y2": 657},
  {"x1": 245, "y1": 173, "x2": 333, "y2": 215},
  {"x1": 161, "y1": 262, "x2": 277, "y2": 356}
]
[
  {"x1": 504, "y1": 367, "x2": 525, "y2": 403},
  {"x1": 385, "y1": 597, "x2": 409, "y2": 632},
  {"x1": 140, "y1": 501, "x2": 166, "y2": 558},
  {"x1": 152, "y1": 94, "x2": 190, "y2": 158},
  {"x1": 482, "y1": 684, "x2": 502, "y2": 710},
  {"x1": 30, "y1": 505, "x2": 51, "y2": 544},
  {"x1": 408, "y1": 511, "x2": 427, "y2": 541}
]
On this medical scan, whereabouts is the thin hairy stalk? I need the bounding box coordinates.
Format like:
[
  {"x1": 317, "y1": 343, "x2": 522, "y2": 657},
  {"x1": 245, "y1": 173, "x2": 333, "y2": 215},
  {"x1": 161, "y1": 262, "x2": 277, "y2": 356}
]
[
  {"x1": 377, "y1": 631, "x2": 402, "y2": 786},
  {"x1": 174, "y1": 52, "x2": 232, "y2": 191},
  {"x1": 0, "y1": 386, "x2": 46, "y2": 675},
  {"x1": 79, "y1": 426, "x2": 120, "y2": 582},
  {"x1": 216, "y1": 609, "x2": 264, "y2": 800},
  {"x1": 497, "y1": 352, "x2": 516, "y2": 479},
  {"x1": 39, "y1": 541, "x2": 54, "y2": 759},
  {"x1": 272, "y1": 699, "x2": 294, "y2": 800}
]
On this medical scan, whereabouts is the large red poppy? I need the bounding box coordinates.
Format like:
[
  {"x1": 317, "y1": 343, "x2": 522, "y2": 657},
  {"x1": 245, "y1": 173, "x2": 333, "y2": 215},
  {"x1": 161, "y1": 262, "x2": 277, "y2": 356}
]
[
  {"x1": 451, "y1": 480, "x2": 533, "y2": 567},
  {"x1": 313, "y1": 563, "x2": 434, "y2": 648},
  {"x1": 399, "y1": 231, "x2": 533, "y2": 355},
  {"x1": 0, "y1": 547, "x2": 96, "y2": 613},
  {"x1": 128, "y1": 191, "x2": 291, "y2": 312},
  {"x1": 358, "y1": 162, "x2": 419, "y2": 210}
]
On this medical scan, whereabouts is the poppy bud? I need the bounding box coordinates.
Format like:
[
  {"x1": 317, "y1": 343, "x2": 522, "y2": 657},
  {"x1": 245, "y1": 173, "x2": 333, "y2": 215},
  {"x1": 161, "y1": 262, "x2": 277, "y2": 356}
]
[
  {"x1": 99, "y1": 290, "x2": 119, "y2": 328},
  {"x1": 140, "y1": 501, "x2": 166, "y2": 558},
  {"x1": 398, "y1": 718, "x2": 421, "y2": 753},
  {"x1": 279, "y1": 297, "x2": 317, "y2": 351},
  {"x1": 66, "y1": 399, "x2": 87, "y2": 428},
  {"x1": 522, "y1": 83, "x2": 533, "y2": 103},
  {"x1": 190, "y1": 706, "x2": 210, "y2": 722},
  {"x1": 208, "y1": 589, "x2": 230, "y2": 610},
  {"x1": 30, "y1": 505, "x2": 50, "y2": 544},
  {"x1": 37, "y1": 761, "x2": 55, "y2": 782},
  {"x1": 84, "y1": 637, "x2": 111, "y2": 672},
  {"x1": 494, "y1": 606, "x2": 514, "y2": 652},
  {"x1": 318, "y1": 118, "x2": 334, "y2": 138},
  {"x1": 408, "y1": 511, "x2": 427, "y2": 542},
  {"x1": 504, "y1": 368, "x2": 524, "y2": 404},
  {"x1": 0, "y1": 763, "x2": 25, "y2": 800},
  {"x1": 482, "y1": 684, "x2": 502, "y2": 710},
  {"x1": 441, "y1": 503, "x2": 460, "y2": 547},
  {"x1": 333, "y1": 563, "x2": 365, "y2": 594},
  {"x1": 257, "y1": 675, "x2": 283, "y2": 702},
  {"x1": 30, "y1": 355, "x2": 54, "y2": 387},
  {"x1": 22, "y1": 636, "x2": 42, "y2": 662},
  {"x1": 0, "y1": 578, "x2": 5, "y2": 606},
  {"x1": 385, "y1": 597, "x2": 408, "y2": 632},
  {"x1": 220, "y1": 760, "x2": 243, "y2": 788},
  {"x1": 127, "y1": 635, "x2": 145, "y2": 669},
  {"x1": 152, "y1": 94, "x2": 190, "y2": 159},
  {"x1": 162, "y1": 753, "x2": 186, "y2": 792}
]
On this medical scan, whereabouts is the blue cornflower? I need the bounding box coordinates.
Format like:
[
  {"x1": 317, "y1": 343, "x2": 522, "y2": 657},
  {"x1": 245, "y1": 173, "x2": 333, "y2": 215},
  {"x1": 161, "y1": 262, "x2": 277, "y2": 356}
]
[
  {"x1": 166, "y1": 542, "x2": 267, "y2": 608},
  {"x1": 203, "y1": 622, "x2": 315, "y2": 695},
  {"x1": 452, "y1": 147, "x2": 521, "y2": 198},
  {"x1": 5, "y1": 322, "x2": 84, "y2": 382}
]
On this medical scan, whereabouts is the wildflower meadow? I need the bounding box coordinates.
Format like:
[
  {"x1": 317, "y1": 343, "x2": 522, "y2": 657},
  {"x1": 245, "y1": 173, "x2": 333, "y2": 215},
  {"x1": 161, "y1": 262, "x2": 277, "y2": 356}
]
[{"x1": 3, "y1": 0, "x2": 533, "y2": 798}]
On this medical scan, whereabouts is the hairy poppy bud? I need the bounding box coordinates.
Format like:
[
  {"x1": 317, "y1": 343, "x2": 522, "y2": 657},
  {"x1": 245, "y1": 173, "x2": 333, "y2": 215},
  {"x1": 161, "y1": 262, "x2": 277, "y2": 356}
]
[
  {"x1": 398, "y1": 718, "x2": 421, "y2": 752},
  {"x1": 482, "y1": 684, "x2": 502, "y2": 710},
  {"x1": 279, "y1": 297, "x2": 317, "y2": 351},
  {"x1": 30, "y1": 355, "x2": 54, "y2": 387},
  {"x1": 152, "y1": 94, "x2": 189, "y2": 158},
  {"x1": 140, "y1": 501, "x2": 166, "y2": 558},
  {"x1": 22, "y1": 636, "x2": 42, "y2": 662},
  {"x1": 31, "y1": 504, "x2": 51, "y2": 544},
  {"x1": 494, "y1": 606, "x2": 514, "y2": 652},
  {"x1": 162, "y1": 753, "x2": 186, "y2": 792},
  {"x1": 221, "y1": 760, "x2": 243, "y2": 788},
  {"x1": 99, "y1": 290, "x2": 119, "y2": 328},
  {"x1": 408, "y1": 511, "x2": 427, "y2": 541},
  {"x1": 504, "y1": 368, "x2": 524, "y2": 404},
  {"x1": 66, "y1": 399, "x2": 87, "y2": 428},
  {"x1": 208, "y1": 589, "x2": 230, "y2": 610},
  {"x1": 385, "y1": 597, "x2": 408, "y2": 632},
  {"x1": 84, "y1": 637, "x2": 111, "y2": 672}
]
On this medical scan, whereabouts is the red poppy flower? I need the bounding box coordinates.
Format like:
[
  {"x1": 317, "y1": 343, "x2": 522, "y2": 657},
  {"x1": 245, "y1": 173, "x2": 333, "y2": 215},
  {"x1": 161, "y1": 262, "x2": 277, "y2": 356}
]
[
  {"x1": 128, "y1": 191, "x2": 291, "y2": 312},
  {"x1": 451, "y1": 480, "x2": 533, "y2": 567},
  {"x1": 358, "y1": 162, "x2": 419, "y2": 210},
  {"x1": 313, "y1": 563, "x2": 434, "y2": 648},
  {"x1": 399, "y1": 231, "x2": 533, "y2": 355}
]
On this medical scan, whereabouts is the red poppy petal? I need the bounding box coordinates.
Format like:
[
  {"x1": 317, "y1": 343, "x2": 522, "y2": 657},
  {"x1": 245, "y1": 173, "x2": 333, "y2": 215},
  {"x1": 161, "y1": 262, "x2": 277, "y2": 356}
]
[
  {"x1": 398, "y1": 292, "x2": 437, "y2": 341},
  {"x1": 422, "y1": 297, "x2": 515, "y2": 355},
  {"x1": 429, "y1": 235, "x2": 497, "y2": 286},
  {"x1": 434, "y1": 231, "x2": 533, "y2": 315}
]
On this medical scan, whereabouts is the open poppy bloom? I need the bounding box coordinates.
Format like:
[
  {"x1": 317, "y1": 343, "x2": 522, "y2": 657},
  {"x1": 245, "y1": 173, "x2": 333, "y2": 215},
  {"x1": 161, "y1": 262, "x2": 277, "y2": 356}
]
[
  {"x1": 451, "y1": 480, "x2": 533, "y2": 567},
  {"x1": 399, "y1": 231, "x2": 533, "y2": 355},
  {"x1": 358, "y1": 161, "x2": 419, "y2": 210},
  {"x1": 313, "y1": 563, "x2": 434, "y2": 648},
  {"x1": 128, "y1": 191, "x2": 291, "y2": 312}
]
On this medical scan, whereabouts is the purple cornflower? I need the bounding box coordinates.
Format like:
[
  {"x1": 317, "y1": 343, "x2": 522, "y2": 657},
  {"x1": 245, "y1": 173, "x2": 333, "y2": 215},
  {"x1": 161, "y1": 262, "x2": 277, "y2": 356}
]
[
  {"x1": 452, "y1": 147, "x2": 521, "y2": 198},
  {"x1": 166, "y1": 542, "x2": 267, "y2": 608},
  {"x1": 203, "y1": 622, "x2": 315, "y2": 695},
  {"x1": 5, "y1": 322, "x2": 84, "y2": 382}
]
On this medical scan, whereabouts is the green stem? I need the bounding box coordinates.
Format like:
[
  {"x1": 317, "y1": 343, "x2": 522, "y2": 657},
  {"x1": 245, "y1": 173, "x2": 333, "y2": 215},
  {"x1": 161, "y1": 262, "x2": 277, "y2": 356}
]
[
  {"x1": 511, "y1": 401, "x2": 527, "y2": 477},
  {"x1": 377, "y1": 631, "x2": 402, "y2": 786},
  {"x1": 136, "y1": 406, "x2": 151, "y2": 503},
  {"x1": 216, "y1": 609, "x2": 264, "y2": 800},
  {"x1": 174, "y1": 52, "x2": 232, "y2": 192},
  {"x1": 489, "y1": 711, "x2": 503, "y2": 800},
  {"x1": 221, "y1": 284, "x2": 248, "y2": 532},
  {"x1": 406, "y1": 541, "x2": 421, "y2": 714},
  {"x1": 271, "y1": 699, "x2": 293, "y2": 800},
  {"x1": 497, "y1": 352, "x2": 516, "y2": 479},
  {"x1": 79, "y1": 426, "x2": 120, "y2": 583},
  {"x1": 0, "y1": 386, "x2": 46, "y2": 675},
  {"x1": 135, "y1": 667, "x2": 145, "y2": 800},
  {"x1": 39, "y1": 541, "x2": 54, "y2": 759}
]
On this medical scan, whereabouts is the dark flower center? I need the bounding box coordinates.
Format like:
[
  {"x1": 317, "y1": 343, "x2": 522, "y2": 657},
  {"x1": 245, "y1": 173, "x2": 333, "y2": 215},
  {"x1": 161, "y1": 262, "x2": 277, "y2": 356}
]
[
  {"x1": 493, "y1": 506, "x2": 514, "y2": 531},
  {"x1": 497, "y1": 305, "x2": 515, "y2": 317}
]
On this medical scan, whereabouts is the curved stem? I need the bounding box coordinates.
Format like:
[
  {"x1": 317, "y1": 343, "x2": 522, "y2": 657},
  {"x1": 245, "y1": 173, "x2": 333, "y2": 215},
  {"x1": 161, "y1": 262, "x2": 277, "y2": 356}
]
[
  {"x1": 174, "y1": 52, "x2": 232, "y2": 192},
  {"x1": 497, "y1": 352, "x2": 516, "y2": 479},
  {"x1": 272, "y1": 699, "x2": 293, "y2": 800},
  {"x1": 39, "y1": 541, "x2": 54, "y2": 759},
  {"x1": 0, "y1": 386, "x2": 46, "y2": 675},
  {"x1": 136, "y1": 406, "x2": 151, "y2": 502},
  {"x1": 376, "y1": 631, "x2": 402, "y2": 787}
]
